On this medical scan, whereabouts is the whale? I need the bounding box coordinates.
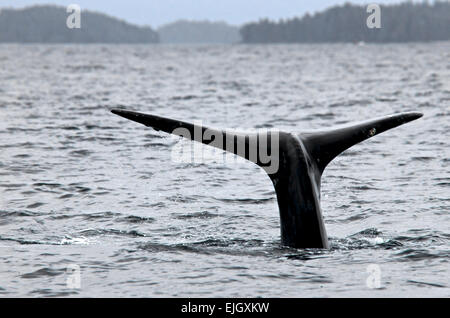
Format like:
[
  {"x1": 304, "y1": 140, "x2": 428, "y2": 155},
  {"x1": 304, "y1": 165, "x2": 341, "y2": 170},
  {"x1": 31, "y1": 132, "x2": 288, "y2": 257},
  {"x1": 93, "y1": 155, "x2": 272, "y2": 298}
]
[{"x1": 111, "y1": 109, "x2": 422, "y2": 248}]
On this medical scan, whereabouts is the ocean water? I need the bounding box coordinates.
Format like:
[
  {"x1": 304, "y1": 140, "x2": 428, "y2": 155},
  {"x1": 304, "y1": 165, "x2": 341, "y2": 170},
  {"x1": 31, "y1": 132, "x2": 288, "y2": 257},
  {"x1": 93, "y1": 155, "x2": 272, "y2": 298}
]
[{"x1": 0, "y1": 43, "x2": 448, "y2": 297}]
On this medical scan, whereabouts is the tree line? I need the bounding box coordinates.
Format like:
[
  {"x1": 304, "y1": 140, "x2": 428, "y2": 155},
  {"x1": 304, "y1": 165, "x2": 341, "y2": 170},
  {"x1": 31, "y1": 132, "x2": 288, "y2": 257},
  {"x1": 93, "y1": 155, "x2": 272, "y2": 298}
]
[
  {"x1": 240, "y1": 2, "x2": 450, "y2": 43},
  {"x1": 0, "y1": 5, "x2": 159, "y2": 43},
  {"x1": 1, "y1": 2, "x2": 448, "y2": 44}
]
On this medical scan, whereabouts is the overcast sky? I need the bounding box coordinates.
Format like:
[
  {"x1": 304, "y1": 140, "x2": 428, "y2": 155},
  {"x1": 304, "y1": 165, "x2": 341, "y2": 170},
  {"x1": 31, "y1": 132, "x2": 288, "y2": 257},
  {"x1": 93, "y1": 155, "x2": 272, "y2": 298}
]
[{"x1": 0, "y1": 0, "x2": 408, "y2": 27}]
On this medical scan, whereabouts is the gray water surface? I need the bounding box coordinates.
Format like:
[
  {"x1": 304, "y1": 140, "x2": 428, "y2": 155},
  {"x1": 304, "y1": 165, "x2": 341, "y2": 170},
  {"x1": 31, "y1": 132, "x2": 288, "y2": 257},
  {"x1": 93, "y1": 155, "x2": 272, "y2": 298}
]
[{"x1": 0, "y1": 43, "x2": 449, "y2": 297}]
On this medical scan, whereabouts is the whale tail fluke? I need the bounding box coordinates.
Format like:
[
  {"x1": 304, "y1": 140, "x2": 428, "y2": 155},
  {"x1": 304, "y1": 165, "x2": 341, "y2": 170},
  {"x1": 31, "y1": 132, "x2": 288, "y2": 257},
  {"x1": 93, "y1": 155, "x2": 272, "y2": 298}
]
[
  {"x1": 299, "y1": 112, "x2": 423, "y2": 174},
  {"x1": 111, "y1": 108, "x2": 422, "y2": 176},
  {"x1": 110, "y1": 108, "x2": 266, "y2": 166},
  {"x1": 110, "y1": 108, "x2": 422, "y2": 249}
]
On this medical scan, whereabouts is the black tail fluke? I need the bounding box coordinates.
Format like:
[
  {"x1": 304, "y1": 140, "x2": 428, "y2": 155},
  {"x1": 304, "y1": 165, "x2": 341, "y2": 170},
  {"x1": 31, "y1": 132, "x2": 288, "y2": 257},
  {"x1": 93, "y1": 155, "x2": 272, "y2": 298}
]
[
  {"x1": 111, "y1": 109, "x2": 422, "y2": 176},
  {"x1": 110, "y1": 109, "x2": 279, "y2": 171},
  {"x1": 111, "y1": 108, "x2": 422, "y2": 249},
  {"x1": 300, "y1": 112, "x2": 423, "y2": 174}
]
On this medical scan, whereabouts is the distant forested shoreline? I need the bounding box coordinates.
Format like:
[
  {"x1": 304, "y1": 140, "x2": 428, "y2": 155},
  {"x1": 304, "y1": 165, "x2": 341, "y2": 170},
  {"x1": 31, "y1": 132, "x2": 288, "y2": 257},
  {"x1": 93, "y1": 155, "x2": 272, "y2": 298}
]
[
  {"x1": 240, "y1": 2, "x2": 450, "y2": 43},
  {"x1": 0, "y1": 2, "x2": 449, "y2": 44},
  {"x1": 0, "y1": 5, "x2": 159, "y2": 43},
  {"x1": 157, "y1": 20, "x2": 240, "y2": 44}
]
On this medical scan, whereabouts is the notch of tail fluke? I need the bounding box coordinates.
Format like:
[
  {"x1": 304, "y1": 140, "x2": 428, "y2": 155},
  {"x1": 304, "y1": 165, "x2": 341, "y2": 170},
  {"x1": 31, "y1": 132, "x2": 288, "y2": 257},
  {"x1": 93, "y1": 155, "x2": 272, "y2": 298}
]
[{"x1": 300, "y1": 112, "x2": 423, "y2": 174}]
